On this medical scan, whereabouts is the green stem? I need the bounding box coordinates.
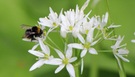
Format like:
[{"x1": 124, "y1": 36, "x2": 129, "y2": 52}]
[
  {"x1": 115, "y1": 55, "x2": 126, "y2": 77},
  {"x1": 44, "y1": 41, "x2": 55, "y2": 50},
  {"x1": 47, "y1": 36, "x2": 62, "y2": 51},
  {"x1": 74, "y1": 65, "x2": 80, "y2": 77},
  {"x1": 118, "y1": 59, "x2": 126, "y2": 77},
  {"x1": 106, "y1": 0, "x2": 112, "y2": 24},
  {"x1": 119, "y1": 69, "x2": 126, "y2": 77},
  {"x1": 106, "y1": 0, "x2": 116, "y2": 38}
]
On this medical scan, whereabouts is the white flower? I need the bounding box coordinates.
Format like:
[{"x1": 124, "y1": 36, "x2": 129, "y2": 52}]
[
  {"x1": 60, "y1": 0, "x2": 91, "y2": 38},
  {"x1": 131, "y1": 32, "x2": 135, "y2": 43},
  {"x1": 80, "y1": 17, "x2": 95, "y2": 35},
  {"x1": 28, "y1": 38, "x2": 60, "y2": 71},
  {"x1": 54, "y1": 48, "x2": 77, "y2": 77},
  {"x1": 101, "y1": 12, "x2": 108, "y2": 28},
  {"x1": 38, "y1": 7, "x2": 61, "y2": 28},
  {"x1": 94, "y1": 12, "x2": 108, "y2": 30},
  {"x1": 60, "y1": 6, "x2": 83, "y2": 38},
  {"x1": 111, "y1": 36, "x2": 129, "y2": 69},
  {"x1": 68, "y1": 27, "x2": 99, "y2": 58}
]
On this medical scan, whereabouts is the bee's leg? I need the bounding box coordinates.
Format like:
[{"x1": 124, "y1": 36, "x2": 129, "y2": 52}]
[{"x1": 31, "y1": 37, "x2": 35, "y2": 41}]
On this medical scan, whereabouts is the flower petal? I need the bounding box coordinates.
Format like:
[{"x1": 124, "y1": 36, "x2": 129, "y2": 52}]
[
  {"x1": 104, "y1": 12, "x2": 108, "y2": 24},
  {"x1": 66, "y1": 47, "x2": 73, "y2": 59},
  {"x1": 55, "y1": 49, "x2": 65, "y2": 59},
  {"x1": 89, "y1": 48, "x2": 98, "y2": 54},
  {"x1": 45, "y1": 45, "x2": 50, "y2": 55},
  {"x1": 69, "y1": 57, "x2": 77, "y2": 63},
  {"x1": 68, "y1": 43, "x2": 84, "y2": 49},
  {"x1": 87, "y1": 28, "x2": 94, "y2": 43},
  {"x1": 77, "y1": 33, "x2": 85, "y2": 44},
  {"x1": 39, "y1": 18, "x2": 52, "y2": 27},
  {"x1": 81, "y1": 49, "x2": 87, "y2": 57},
  {"x1": 108, "y1": 24, "x2": 121, "y2": 29},
  {"x1": 49, "y1": 7, "x2": 58, "y2": 21},
  {"x1": 81, "y1": 59, "x2": 84, "y2": 74},
  {"x1": 91, "y1": 38, "x2": 101, "y2": 46},
  {"x1": 46, "y1": 58, "x2": 62, "y2": 65},
  {"x1": 38, "y1": 38, "x2": 50, "y2": 55},
  {"x1": 131, "y1": 40, "x2": 135, "y2": 43},
  {"x1": 114, "y1": 36, "x2": 124, "y2": 49},
  {"x1": 116, "y1": 54, "x2": 129, "y2": 62},
  {"x1": 100, "y1": 12, "x2": 108, "y2": 27},
  {"x1": 29, "y1": 59, "x2": 45, "y2": 71},
  {"x1": 60, "y1": 29, "x2": 67, "y2": 38},
  {"x1": 66, "y1": 64, "x2": 75, "y2": 77},
  {"x1": 72, "y1": 29, "x2": 79, "y2": 38},
  {"x1": 81, "y1": 0, "x2": 90, "y2": 11},
  {"x1": 118, "y1": 49, "x2": 129, "y2": 55},
  {"x1": 31, "y1": 44, "x2": 39, "y2": 50},
  {"x1": 134, "y1": 32, "x2": 135, "y2": 35},
  {"x1": 28, "y1": 50, "x2": 44, "y2": 57},
  {"x1": 55, "y1": 64, "x2": 65, "y2": 73}
]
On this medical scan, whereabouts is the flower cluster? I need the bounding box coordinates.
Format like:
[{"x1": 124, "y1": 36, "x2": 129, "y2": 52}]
[{"x1": 22, "y1": 0, "x2": 129, "y2": 77}]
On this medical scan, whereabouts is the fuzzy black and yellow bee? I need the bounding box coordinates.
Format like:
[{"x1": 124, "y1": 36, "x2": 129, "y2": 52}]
[{"x1": 21, "y1": 24, "x2": 43, "y2": 41}]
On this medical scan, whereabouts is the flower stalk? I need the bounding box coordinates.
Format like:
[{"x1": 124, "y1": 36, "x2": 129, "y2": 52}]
[
  {"x1": 74, "y1": 64, "x2": 80, "y2": 77},
  {"x1": 116, "y1": 58, "x2": 126, "y2": 77}
]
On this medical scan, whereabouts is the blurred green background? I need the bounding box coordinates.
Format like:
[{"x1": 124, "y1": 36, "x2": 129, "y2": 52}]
[{"x1": 0, "y1": 0, "x2": 135, "y2": 77}]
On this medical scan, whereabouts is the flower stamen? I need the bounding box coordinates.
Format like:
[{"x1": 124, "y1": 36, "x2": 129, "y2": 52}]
[
  {"x1": 63, "y1": 58, "x2": 69, "y2": 65},
  {"x1": 69, "y1": 26, "x2": 73, "y2": 31},
  {"x1": 83, "y1": 42, "x2": 90, "y2": 49}
]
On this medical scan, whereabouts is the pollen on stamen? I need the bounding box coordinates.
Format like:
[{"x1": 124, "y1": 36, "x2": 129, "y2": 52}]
[
  {"x1": 62, "y1": 58, "x2": 69, "y2": 65},
  {"x1": 53, "y1": 22, "x2": 57, "y2": 27},
  {"x1": 83, "y1": 42, "x2": 90, "y2": 49},
  {"x1": 69, "y1": 26, "x2": 73, "y2": 31},
  {"x1": 85, "y1": 30, "x2": 89, "y2": 34},
  {"x1": 44, "y1": 54, "x2": 50, "y2": 60}
]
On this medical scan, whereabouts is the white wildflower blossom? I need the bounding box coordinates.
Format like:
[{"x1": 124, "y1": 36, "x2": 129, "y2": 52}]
[
  {"x1": 38, "y1": 7, "x2": 61, "y2": 29},
  {"x1": 60, "y1": 7, "x2": 81, "y2": 38},
  {"x1": 94, "y1": 12, "x2": 108, "y2": 30},
  {"x1": 60, "y1": 0, "x2": 91, "y2": 38},
  {"x1": 68, "y1": 27, "x2": 99, "y2": 58},
  {"x1": 28, "y1": 38, "x2": 60, "y2": 71},
  {"x1": 80, "y1": 17, "x2": 95, "y2": 34},
  {"x1": 111, "y1": 36, "x2": 129, "y2": 69},
  {"x1": 22, "y1": 0, "x2": 130, "y2": 76},
  {"x1": 54, "y1": 48, "x2": 77, "y2": 77}
]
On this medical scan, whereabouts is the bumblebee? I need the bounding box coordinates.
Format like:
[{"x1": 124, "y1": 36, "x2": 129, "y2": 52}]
[{"x1": 22, "y1": 24, "x2": 43, "y2": 41}]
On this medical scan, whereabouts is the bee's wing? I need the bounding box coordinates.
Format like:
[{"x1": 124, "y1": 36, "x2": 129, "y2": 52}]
[{"x1": 21, "y1": 24, "x2": 32, "y2": 29}]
